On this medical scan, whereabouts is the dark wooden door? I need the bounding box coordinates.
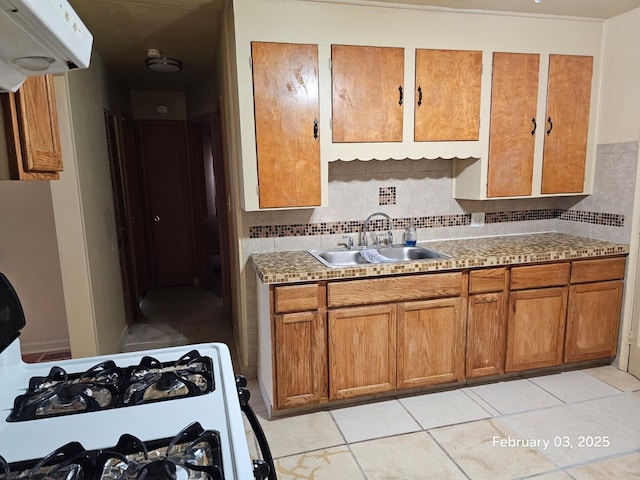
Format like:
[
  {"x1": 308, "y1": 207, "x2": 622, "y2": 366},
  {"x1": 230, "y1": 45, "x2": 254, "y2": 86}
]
[{"x1": 137, "y1": 121, "x2": 196, "y2": 287}]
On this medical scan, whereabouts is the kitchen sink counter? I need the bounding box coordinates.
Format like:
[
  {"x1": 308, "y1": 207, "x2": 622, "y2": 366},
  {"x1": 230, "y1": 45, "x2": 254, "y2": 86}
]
[{"x1": 250, "y1": 232, "x2": 629, "y2": 284}]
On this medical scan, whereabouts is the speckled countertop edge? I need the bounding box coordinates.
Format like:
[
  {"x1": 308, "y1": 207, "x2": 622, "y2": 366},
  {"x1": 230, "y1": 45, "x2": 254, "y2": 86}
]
[{"x1": 249, "y1": 232, "x2": 630, "y2": 285}]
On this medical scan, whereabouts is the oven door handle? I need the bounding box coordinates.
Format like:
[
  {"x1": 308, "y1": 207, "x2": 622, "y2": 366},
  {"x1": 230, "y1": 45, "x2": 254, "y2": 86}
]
[{"x1": 236, "y1": 375, "x2": 277, "y2": 480}]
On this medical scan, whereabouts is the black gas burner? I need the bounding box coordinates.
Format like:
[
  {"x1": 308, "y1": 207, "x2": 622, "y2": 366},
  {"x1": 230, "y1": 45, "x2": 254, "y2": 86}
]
[
  {"x1": 0, "y1": 423, "x2": 223, "y2": 480},
  {"x1": 8, "y1": 361, "x2": 123, "y2": 422},
  {"x1": 7, "y1": 351, "x2": 214, "y2": 422},
  {"x1": 120, "y1": 351, "x2": 214, "y2": 407},
  {"x1": 96, "y1": 422, "x2": 223, "y2": 480}
]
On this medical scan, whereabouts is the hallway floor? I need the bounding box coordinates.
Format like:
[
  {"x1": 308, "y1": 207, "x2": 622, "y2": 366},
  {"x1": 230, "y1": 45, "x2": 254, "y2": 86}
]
[
  {"x1": 122, "y1": 285, "x2": 237, "y2": 362},
  {"x1": 246, "y1": 366, "x2": 640, "y2": 480}
]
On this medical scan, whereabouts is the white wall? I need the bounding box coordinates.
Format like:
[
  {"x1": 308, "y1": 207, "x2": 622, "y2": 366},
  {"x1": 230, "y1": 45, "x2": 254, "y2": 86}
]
[
  {"x1": 130, "y1": 91, "x2": 188, "y2": 120},
  {"x1": 0, "y1": 180, "x2": 69, "y2": 353},
  {"x1": 51, "y1": 53, "x2": 128, "y2": 356},
  {"x1": 598, "y1": 7, "x2": 640, "y2": 144}
]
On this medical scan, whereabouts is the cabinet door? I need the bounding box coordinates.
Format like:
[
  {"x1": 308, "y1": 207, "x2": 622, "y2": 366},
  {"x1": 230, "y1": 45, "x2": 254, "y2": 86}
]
[
  {"x1": 397, "y1": 297, "x2": 466, "y2": 389},
  {"x1": 275, "y1": 311, "x2": 327, "y2": 409},
  {"x1": 505, "y1": 287, "x2": 567, "y2": 372},
  {"x1": 331, "y1": 44, "x2": 404, "y2": 143},
  {"x1": 414, "y1": 49, "x2": 482, "y2": 141},
  {"x1": 466, "y1": 292, "x2": 507, "y2": 378},
  {"x1": 1, "y1": 75, "x2": 62, "y2": 180},
  {"x1": 251, "y1": 42, "x2": 320, "y2": 208},
  {"x1": 565, "y1": 280, "x2": 623, "y2": 363},
  {"x1": 328, "y1": 305, "x2": 396, "y2": 399},
  {"x1": 541, "y1": 54, "x2": 593, "y2": 194},
  {"x1": 487, "y1": 53, "x2": 539, "y2": 197}
]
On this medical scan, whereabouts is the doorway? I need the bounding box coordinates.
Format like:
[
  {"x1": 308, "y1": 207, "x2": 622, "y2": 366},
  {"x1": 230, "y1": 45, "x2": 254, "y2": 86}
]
[{"x1": 104, "y1": 110, "x2": 231, "y2": 331}]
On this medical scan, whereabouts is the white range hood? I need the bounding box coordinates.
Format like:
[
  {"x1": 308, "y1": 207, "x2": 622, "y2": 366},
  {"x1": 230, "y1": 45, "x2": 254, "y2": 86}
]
[{"x1": 0, "y1": 0, "x2": 93, "y2": 92}]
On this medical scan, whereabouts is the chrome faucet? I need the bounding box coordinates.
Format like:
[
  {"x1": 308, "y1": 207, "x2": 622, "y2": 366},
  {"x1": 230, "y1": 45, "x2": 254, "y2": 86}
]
[{"x1": 362, "y1": 212, "x2": 395, "y2": 247}]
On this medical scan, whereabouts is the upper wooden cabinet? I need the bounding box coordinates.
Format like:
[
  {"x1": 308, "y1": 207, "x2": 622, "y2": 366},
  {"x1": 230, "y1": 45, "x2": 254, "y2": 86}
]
[
  {"x1": 487, "y1": 52, "x2": 540, "y2": 197},
  {"x1": 541, "y1": 54, "x2": 593, "y2": 194},
  {"x1": 251, "y1": 41, "x2": 321, "y2": 208},
  {"x1": 331, "y1": 45, "x2": 404, "y2": 143},
  {"x1": 481, "y1": 52, "x2": 594, "y2": 199},
  {"x1": 1, "y1": 75, "x2": 63, "y2": 180},
  {"x1": 414, "y1": 49, "x2": 482, "y2": 142}
]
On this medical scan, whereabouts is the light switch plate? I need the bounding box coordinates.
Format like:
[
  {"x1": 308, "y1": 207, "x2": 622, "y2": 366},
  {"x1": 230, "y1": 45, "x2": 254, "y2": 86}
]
[{"x1": 471, "y1": 212, "x2": 485, "y2": 227}]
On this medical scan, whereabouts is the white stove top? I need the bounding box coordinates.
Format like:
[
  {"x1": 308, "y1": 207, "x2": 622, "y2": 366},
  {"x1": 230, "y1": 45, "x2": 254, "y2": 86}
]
[{"x1": 0, "y1": 340, "x2": 253, "y2": 480}]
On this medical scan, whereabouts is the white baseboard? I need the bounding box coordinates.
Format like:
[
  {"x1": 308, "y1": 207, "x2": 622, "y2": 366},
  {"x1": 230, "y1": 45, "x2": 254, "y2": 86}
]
[{"x1": 20, "y1": 338, "x2": 71, "y2": 355}]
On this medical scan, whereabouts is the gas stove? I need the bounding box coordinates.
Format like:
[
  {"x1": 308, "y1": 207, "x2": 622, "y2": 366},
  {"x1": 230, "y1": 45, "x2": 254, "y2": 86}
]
[{"x1": 0, "y1": 273, "x2": 274, "y2": 480}]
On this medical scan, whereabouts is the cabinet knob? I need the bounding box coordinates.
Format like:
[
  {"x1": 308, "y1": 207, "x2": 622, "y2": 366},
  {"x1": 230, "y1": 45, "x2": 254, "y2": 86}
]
[{"x1": 153, "y1": 215, "x2": 161, "y2": 222}]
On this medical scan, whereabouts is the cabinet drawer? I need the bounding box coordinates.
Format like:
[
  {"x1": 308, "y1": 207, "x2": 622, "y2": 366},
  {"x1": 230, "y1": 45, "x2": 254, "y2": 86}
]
[
  {"x1": 571, "y1": 257, "x2": 626, "y2": 284},
  {"x1": 469, "y1": 268, "x2": 507, "y2": 293},
  {"x1": 274, "y1": 284, "x2": 320, "y2": 313},
  {"x1": 510, "y1": 263, "x2": 570, "y2": 290},
  {"x1": 328, "y1": 272, "x2": 463, "y2": 307}
]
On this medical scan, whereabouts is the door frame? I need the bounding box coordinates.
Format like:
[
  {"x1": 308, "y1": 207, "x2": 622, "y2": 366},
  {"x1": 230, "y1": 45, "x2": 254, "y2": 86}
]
[
  {"x1": 622, "y1": 145, "x2": 640, "y2": 377},
  {"x1": 188, "y1": 111, "x2": 233, "y2": 310}
]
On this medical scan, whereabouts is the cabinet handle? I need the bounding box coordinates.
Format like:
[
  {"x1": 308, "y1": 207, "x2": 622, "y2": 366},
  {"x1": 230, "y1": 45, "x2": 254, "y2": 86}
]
[
  {"x1": 546, "y1": 116, "x2": 553, "y2": 135},
  {"x1": 398, "y1": 86, "x2": 403, "y2": 105},
  {"x1": 531, "y1": 117, "x2": 537, "y2": 136},
  {"x1": 417, "y1": 86, "x2": 423, "y2": 106},
  {"x1": 313, "y1": 119, "x2": 318, "y2": 139}
]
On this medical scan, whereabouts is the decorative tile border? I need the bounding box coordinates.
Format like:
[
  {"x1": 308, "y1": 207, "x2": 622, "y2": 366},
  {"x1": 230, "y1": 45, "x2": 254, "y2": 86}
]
[
  {"x1": 379, "y1": 186, "x2": 397, "y2": 205},
  {"x1": 248, "y1": 209, "x2": 624, "y2": 239}
]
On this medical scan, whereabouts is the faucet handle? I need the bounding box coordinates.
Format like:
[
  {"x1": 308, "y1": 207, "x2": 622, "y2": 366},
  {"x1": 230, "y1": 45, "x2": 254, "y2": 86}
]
[{"x1": 341, "y1": 235, "x2": 354, "y2": 249}]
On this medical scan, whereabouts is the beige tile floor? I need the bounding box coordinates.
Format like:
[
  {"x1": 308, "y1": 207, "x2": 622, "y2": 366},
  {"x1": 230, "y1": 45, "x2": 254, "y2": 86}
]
[{"x1": 246, "y1": 366, "x2": 640, "y2": 480}]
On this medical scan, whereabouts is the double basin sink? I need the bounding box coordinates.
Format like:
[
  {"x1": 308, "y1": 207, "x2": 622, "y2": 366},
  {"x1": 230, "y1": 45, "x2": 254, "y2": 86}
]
[{"x1": 308, "y1": 245, "x2": 449, "y2": 268}]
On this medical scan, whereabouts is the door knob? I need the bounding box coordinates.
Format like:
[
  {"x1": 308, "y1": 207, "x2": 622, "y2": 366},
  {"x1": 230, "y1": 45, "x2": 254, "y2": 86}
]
[{"x1": 153, "y1": 215, "x2": 161, "y2": 222}]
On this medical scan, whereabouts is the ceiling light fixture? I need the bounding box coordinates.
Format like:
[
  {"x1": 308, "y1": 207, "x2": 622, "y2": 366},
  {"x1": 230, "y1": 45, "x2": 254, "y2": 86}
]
[{"x1": 145, "y1": 49, "x2": 182, "y2": 73}]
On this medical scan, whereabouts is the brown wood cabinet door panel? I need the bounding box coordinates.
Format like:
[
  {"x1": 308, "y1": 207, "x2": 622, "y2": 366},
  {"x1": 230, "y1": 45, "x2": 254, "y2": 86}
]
[
  {"x1": 275, "y1": 311, "x2": 327, "y2": 409},
  {"x1": 565, "y1": 281, "x2": 623, "y2": 363},
  {"x1": 414, "y1": 49, "x2": 482, "y2": 141},
  {"x1": 15, "y1": 75, "x2": 62, "y2": 173},
  {"x1": 487, "y1": 53, "x2": 539, "y2": 197},
  {"x1": 506, "y1": 287, "x2": 567, "y2": 372},
  {"x1": 510, "y1": 262, "x2": 570, "y2": 290},
  {"x1": 541, "y1": 55, "x2": 593, "y2": 194},
  {"x1": 466, "y1": 292, "x2": 507, "y2": 378},
  {"x1": 1, "y1": 75, "x2": 61, "y2": 179},
  {"x1": 469, "y1": 267, "x2": 507, "y2": 294},
  {"x1": 251, "y1": 42, "x2": 320, "y2": 208},
  {"x1": 328, "y1": 272, "x2": 463, "y2": 307},
  {"x1": 332, "y1": 44, "x2": 404, "y2": 143},
  {"x1": 328, "y1": 305, "x2": 396, "y2": 399},
  {"x1": 570, "y1": 257, "x2": 626, "y2": 284},
  {"x1": 397, "y1": 298, "x2": 465, "y2": 389},
  {"x1": 274, "y1": 283, "x2": 321, "y2": 313}
]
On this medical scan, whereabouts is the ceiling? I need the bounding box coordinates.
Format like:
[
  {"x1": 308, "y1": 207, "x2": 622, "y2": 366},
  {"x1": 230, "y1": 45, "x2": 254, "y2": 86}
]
[{"x1": 68, "y1": 0, "x2": 640, "y2": 92}]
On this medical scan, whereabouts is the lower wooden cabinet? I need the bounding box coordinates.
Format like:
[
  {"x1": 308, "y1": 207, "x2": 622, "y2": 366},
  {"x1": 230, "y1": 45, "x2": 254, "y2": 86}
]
[
  {"x1": 328, "y1": 305, "x2": 396, "y2": 400},
  {"x1": 275, "y1": 311, "x2": 327, "y2": 409},
  {"x1": 397, "y1": 298, "x2": 466, "y2": 389},
  {"x1": 505, "y1": 287, "x2": 568, "y2": 372},
  {"x1": 466, "y1": 292, "x2": 507, "y2": 378},
  {"x1": 262, "y1": 256, "x2": 627, "y2": 413},
  {"x1": 564, "y1": 281, "x2": 623, "y2": 363}
]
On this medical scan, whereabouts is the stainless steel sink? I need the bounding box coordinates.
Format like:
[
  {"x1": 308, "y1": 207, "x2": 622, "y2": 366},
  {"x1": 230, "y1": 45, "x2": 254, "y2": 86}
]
[{"x1": 308, "y1": 245, "x2": 449, "y2": 268}]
